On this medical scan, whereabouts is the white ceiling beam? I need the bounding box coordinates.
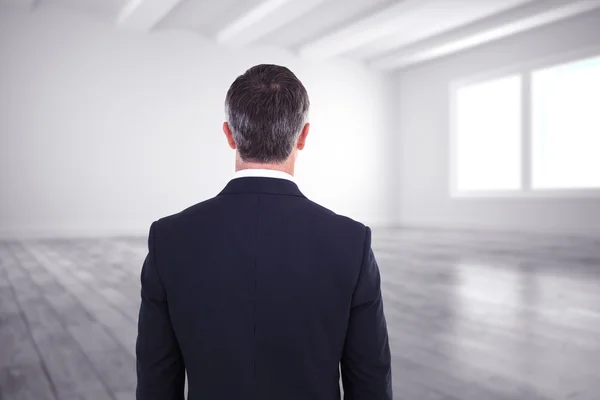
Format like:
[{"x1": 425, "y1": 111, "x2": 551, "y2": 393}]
[
  {"x1": 216, "y1": 0, "x2": 331, "y2": 46},
  {"x1": 116, "y1": 0, "x2": 184, "y2": 32},
  {"x1": 351, "y1": 0, "x2": 536, "y2": 61},
  {"x1": 298, "y1": 0, "x2": 425, "y2": 60},
  {"x1": 216, "y1": 0, "x2": 293, "y2": 43},
  {"x1": 371, "y1": 0, "x2": 600, "y2": 70},
  {"x1": 0, "y1": 0, "x2": 37, "y2": 12}
]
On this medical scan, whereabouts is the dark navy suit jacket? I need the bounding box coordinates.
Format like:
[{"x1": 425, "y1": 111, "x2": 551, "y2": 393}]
[{"x1": 136, "y1": 177, "x2": 392, "y2": 400}]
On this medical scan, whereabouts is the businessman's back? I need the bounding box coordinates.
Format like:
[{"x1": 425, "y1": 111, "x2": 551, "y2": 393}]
[{"x1": 136, "y1": 64, "x2": 392, "y2": 400}]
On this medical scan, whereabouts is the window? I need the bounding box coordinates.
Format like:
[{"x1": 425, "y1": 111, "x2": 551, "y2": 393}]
[
  {"x1": 452, "y1": 53, "x2": 600, "y2": 196},
  {"x1": 455, "y1": 75, "x2": 522, "y2": 192},
  {"x1": 531, "y1": 56, "x2": 600, "y2": 190}
]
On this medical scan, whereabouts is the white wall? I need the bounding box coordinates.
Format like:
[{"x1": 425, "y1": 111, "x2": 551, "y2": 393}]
[
  {"x1": 394, "y1": 10, "x2": 600, "y2": 235},
  {"x1": 0, "y1": 6, "x2": 395, "y2": 238}
]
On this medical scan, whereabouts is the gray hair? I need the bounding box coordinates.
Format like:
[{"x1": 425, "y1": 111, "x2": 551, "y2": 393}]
[{"x1": 225, "y1": 64, "x2": 310, "y2": 163}]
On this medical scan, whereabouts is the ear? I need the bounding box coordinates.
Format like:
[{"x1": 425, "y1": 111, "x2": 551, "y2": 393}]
[
  {"x1": 296, "y1": 123, "x2": 310, "y2": 151},
  {"x1": 223, "y1": 122, "x2": 236, "y2": 150}
]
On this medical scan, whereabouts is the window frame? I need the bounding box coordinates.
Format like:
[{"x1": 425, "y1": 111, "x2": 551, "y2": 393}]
[{"x1": 449, "y1": 45, "x2": 600, "y2": 199}]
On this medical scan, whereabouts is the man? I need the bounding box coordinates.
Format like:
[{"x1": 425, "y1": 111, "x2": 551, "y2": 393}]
[{"x1": 136, "y1": 64, "x2": 392, "y2": 400}]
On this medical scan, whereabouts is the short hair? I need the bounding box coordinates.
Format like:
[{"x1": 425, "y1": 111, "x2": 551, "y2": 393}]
[{"x1": 225, "y1": 64, "x2": 310, "y2": 163}]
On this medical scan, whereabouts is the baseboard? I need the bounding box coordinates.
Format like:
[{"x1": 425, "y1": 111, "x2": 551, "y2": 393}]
[
  {"x1": 0, "y1": 226, "x2": 149, "y2": 240},
  {"x1": 387, "y1": 221, "x2": 600, "y2": 239}
]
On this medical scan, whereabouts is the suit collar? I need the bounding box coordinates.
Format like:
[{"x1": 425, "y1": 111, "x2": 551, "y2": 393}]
[{"x1": 218, "y1": 177, "x2": 305, "y2": 197}]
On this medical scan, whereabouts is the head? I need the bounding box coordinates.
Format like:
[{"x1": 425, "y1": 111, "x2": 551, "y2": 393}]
[{"x1": 223, "y1": 64, "x2": 310, "y2": 170}]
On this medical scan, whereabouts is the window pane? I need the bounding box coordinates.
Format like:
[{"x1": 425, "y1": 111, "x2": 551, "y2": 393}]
[
  {"x1": 532, "y1": 55, "x2": 600, "y2": 189},
  {"x1": 455, "y1": 75, "x2": 522, "y2": 192}
]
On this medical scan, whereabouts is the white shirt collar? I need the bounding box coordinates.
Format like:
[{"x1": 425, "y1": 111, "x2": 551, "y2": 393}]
[{"x1": 233, "y1": 169, "x2": 295, "y2": 182}]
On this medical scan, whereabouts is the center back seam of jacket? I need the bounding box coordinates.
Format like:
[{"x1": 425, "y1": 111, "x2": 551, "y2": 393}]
[{"x1": 252, "y1": 194, "x2": 262, "y2": 400}]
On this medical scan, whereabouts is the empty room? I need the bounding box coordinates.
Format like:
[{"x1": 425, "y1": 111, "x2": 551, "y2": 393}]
[{"x1": 1, "y1": 0, "x2": 599, "y2": 399}]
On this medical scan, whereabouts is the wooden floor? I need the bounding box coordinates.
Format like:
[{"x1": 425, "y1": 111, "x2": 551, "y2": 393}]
[{"x1": 1, "y1": 229, "x2": 599, "y2": 400}]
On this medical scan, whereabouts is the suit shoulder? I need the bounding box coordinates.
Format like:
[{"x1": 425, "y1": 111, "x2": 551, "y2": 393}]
[
  {"x1": 154, "y1": 196, "x2": 222, "y2": 228},
  {"x1": 301, "y1": 198, "x2": 367, "y2": 234}
]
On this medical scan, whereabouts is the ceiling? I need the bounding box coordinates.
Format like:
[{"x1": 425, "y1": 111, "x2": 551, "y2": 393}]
[{"x1": 2, "y1": 0, "x2": 600, "y2": 70}]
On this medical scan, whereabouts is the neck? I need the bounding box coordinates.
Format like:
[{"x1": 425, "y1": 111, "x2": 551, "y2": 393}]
[{"x1": 235, "y1": 154, "x2": 295, "y2": 176}]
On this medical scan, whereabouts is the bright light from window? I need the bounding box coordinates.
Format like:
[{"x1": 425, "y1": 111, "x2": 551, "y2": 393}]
[
  {"x1": 455, "y1": 75, "x2": 522, "y2": 192},
  {"x1": 531, "y1": 56, "x2": 600, "y2": 189}
]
